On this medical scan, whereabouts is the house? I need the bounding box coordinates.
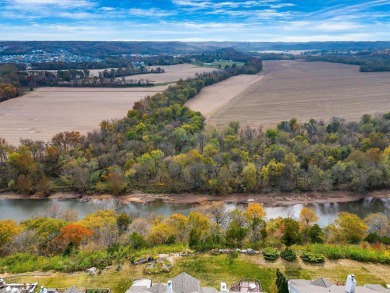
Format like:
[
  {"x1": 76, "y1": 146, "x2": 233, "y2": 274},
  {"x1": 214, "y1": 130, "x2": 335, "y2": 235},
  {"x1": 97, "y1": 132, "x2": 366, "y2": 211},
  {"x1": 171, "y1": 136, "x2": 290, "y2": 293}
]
[
  {"x1": 0, "y1": 280, "x2": 38, "y2": 293},
  {"x1": 126, "y1": 273, "x2": 219, "y2": 293},
  {"x1": 289, "y1": 274, "x2": 390, "y2": 293}
]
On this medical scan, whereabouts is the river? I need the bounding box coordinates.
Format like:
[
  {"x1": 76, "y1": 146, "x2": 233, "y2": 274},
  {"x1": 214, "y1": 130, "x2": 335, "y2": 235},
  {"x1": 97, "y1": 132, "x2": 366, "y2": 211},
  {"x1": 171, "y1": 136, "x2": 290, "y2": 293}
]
[{"x1": 0, "y1": 197, "x2": 389, "y2": 227}]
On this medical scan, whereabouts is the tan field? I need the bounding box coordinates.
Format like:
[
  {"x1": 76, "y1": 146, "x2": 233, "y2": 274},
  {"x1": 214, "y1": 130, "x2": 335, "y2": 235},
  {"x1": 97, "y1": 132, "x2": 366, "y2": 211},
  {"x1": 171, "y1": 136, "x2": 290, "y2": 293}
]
[
  {"x1": 57, "y1": 64, "x2": 217, "y2": 83},
  {"x1": 185, "y1": 74, "x2": 264, "y2": 119},
  {"x1": 122, "y1": 64, "x2": 218, "y2": 84},
  {"x1": 186, "y1": 60, "x2": 390, "y2": 128},
  {"x1": 0, "y1": 86, "x2": 167, "y2": 146}
]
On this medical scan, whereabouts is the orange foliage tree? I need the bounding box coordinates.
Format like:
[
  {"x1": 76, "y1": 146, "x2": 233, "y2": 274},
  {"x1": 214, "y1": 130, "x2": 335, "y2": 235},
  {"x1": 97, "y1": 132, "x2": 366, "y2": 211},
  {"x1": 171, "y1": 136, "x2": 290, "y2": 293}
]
[{"x1": 53, "y1": 223, "x2": 93, "y2": 250}]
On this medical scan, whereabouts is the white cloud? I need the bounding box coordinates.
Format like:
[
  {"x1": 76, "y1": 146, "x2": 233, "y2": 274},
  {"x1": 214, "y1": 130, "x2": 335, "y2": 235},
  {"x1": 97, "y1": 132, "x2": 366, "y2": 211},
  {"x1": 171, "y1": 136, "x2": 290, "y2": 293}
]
[
  {"x1": 10, "y1": 0, "x2": 93, "y2": 8},
  {"x1": 128, "y1": 8, "x2": 176, "y2": 17},
  {"x1": 0, "y1": 19, "x2": 389, "y2": 42}
]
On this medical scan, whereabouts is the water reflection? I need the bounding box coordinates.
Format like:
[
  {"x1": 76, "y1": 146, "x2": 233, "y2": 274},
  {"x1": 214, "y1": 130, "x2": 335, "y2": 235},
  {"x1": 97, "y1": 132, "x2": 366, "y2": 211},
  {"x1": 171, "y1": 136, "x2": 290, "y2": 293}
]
[{"x1": 0, "y1": 197, "x2": 389, "y2": 227}]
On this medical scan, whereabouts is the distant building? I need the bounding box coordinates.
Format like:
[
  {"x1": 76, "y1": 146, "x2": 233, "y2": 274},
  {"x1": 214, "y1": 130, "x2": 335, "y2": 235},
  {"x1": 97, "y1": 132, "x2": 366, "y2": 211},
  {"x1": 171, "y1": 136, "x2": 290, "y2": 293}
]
[{"x1": 289, "y1": 274, "x2": 390, "y2": 293}]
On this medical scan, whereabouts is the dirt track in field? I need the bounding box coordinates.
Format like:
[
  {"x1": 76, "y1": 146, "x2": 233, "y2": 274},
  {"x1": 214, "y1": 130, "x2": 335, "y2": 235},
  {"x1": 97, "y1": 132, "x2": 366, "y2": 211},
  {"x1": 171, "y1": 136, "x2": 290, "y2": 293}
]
[
  {"x1": 186, "y1": 60, "x2": 390, "y2": 129},
  {"x1": 185, "y1": 74, "x2": 263, "y2": 120}
]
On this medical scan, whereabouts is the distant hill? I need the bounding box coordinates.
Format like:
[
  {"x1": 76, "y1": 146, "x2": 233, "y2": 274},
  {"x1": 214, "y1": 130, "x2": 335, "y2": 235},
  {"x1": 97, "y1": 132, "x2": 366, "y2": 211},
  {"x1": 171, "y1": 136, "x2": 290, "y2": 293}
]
[
  {"x1": 0, "y1": 41, "x2": 198, "y2": 56},
  {"x1": 1, "y1": 41, "x2": 390, "y2": 57},
  {"x1": 189, "y1": 41, "x2": 390, "y2": 52}
]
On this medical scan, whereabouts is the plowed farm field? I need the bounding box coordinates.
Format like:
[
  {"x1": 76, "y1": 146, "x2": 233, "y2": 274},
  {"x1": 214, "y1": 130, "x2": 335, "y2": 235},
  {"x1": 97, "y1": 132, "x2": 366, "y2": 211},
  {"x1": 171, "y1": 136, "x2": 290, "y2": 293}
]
[
  {"x1": 0, "y1": 64, "x2": 216, "y2": 146},
  {"x1": 0, "y1": 86, "x2": 168, "y2": 145},
  {"x1": 186, "y1": 60, "x2": 390, "y2": 128}
]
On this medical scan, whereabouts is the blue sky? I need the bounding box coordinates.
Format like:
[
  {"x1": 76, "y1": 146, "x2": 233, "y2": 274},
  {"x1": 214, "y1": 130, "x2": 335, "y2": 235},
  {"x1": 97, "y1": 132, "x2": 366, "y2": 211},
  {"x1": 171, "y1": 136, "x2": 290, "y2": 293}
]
[{"x1": 0, "y1": 0, "x2": 389, "y2": 41}]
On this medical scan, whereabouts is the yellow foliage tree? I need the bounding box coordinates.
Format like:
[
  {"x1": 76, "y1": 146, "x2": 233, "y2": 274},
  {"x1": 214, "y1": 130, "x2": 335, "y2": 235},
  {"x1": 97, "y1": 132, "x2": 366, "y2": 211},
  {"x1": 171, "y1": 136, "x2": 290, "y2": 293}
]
[
  {"x1": 166, "y1": 213, "x2": 189, "y2": 242},
  {"x1": 0, "y1": 220, "x2": 21, "y2": 250},
  {"x1": 241, "y1": 163, "x2": 257, "y2": 192},
  {"x1": 332, "y1": 212, "x2": 368, "y2": 244},
  {"x1": 299, "y1": 207, "x2": 319, "y2": 228},
  {"x1": 79, "y1": 210, "x2": 117, "y2": 230},
  {"x1": 147, "y1": 223, "x2": 176, "y2": 245},
  {"x1": 245, "y1": 203, "x2": 266, "y2": 221}
]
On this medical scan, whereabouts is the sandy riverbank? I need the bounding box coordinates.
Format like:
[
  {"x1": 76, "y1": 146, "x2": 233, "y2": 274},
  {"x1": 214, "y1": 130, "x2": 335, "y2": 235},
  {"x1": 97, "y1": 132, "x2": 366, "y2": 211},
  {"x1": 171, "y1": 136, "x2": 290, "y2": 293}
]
[{"x1": 0, "y1": 190, "x2": 389, "y2": 207}]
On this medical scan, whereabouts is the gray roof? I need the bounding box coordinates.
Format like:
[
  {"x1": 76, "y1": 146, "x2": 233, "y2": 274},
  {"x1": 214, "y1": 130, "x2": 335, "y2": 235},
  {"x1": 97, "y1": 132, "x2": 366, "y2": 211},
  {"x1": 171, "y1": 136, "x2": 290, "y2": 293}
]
[
  {"x1": 309, "y1": 277, "x2": 334, "y2": 288},
  {"x1": 148, "y1": 284, "x2": 168, "y2": 293},
  {"x1": 130, "y1": 287, "x2": 149, "y2": 292},
  {"x1": 64, "y1": 286, "x2": 83, "y2": 293},
  {"x1": 365, "y1": 285, "x2": 390, "y2": 292},
  {"x1": 289, "y1": 280, "x2": 390, "y2": 293},
  {"x1": 172, "y1": 273, "x2": 201, "y2": 293},
  {"x1": 127, "y1": 273, "x2": 217, "y2": 293},
  {"x1": 128, "y1": 282, "x2": 179, "y2": 293}
]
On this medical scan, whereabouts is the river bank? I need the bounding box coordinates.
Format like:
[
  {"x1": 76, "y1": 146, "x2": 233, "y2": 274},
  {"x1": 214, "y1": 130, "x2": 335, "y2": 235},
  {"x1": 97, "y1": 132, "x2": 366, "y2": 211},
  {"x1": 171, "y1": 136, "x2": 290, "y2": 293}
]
[{"x1": 1, "y1": 190, "x2": 389, "y2": 207}]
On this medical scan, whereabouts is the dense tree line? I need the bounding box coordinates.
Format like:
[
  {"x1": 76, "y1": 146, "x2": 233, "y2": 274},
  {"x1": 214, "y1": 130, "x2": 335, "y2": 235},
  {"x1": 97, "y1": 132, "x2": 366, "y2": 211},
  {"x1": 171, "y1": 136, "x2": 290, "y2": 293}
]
[
  {"x1": 0, "y1": 64, "x2": 22, "y2": 102},
  {"x1": 27, "y1": 66, "x2": 165, "y2": 88},
  {"x1": 0, "y1": 204, "x2": 388, "y2": 259},
  {"x1": 304, "y1": 50, "x2": 390, "y2": 72},
  {"x1": 30, "y1": 56, "x2": 187, "y2": 71}
]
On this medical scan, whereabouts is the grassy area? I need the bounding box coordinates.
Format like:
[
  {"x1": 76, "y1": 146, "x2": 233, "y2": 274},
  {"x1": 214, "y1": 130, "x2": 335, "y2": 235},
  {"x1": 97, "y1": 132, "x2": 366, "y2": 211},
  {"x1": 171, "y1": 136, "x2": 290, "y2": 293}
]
[
  {"x1": 3, "y1": 254, "x2": 390, "y2": 293},
  {"x1": 294, "y1": 244, "x2": 390, "y2": 264},
  {"x1": 0, "y1": 244, "x2": 188, "y2": 274}
]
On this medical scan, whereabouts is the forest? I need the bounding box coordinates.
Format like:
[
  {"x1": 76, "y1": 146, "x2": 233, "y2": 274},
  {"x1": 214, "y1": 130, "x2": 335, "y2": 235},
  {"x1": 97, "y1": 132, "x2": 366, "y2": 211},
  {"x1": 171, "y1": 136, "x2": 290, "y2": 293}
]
[
  {"x1": 0, "y1": 204, "x2": 389, "y2": 274},
  {"x1": 30, "y1": 56, "x2": 189, "y2": 71},
  {"x1": 303, "y1": 49, "x2": 390, "y2": 72},
  {"x1": 1, "y1": 55, "x2": 390, "y2": 195}
]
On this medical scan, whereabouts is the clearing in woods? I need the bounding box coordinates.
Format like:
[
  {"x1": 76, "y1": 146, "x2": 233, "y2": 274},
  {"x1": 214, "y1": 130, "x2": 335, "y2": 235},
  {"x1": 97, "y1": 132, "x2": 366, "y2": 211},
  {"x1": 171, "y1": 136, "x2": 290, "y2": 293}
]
[
  {"x1": 186, "y1": 60, "x2": 390, "y2": 129},
  {"x1": 0, "y1": 64, "x2": 216, "y2": 146}
]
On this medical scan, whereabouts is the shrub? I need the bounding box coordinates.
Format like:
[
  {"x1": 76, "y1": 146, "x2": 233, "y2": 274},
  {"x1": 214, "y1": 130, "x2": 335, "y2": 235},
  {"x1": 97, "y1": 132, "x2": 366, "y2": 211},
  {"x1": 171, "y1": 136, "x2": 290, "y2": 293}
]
[
  {"x1": 280, "y1": 248, "x2": 296, "y2": 261},
  {"x1": 262, "y1": 247, "x2": 279, "y2": 260},
  {"x1": 303, "y1": 244, "x2": 390, "y2": 264},
  {"x1": 300, "y1": 251, "x2": 325, "y2": 263},
  {"x1": 144, "y1": 258, "x2": 173, "y2": 274}
]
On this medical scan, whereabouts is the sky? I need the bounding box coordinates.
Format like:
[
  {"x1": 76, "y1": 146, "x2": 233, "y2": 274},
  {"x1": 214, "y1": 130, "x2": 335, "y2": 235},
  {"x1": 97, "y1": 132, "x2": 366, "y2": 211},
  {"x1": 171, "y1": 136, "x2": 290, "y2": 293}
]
[{"x1": 0, "y1": 0, "x2": 389, "y2": 41}]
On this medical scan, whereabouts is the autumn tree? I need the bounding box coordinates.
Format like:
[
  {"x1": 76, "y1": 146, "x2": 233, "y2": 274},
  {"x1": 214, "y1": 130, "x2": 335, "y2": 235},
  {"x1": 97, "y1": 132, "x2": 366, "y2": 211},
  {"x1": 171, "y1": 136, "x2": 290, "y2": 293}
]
[
  {"x1": 205, "y1": 201, "x2": 227, "y2": 226},
  {"x1": 21, "y1": 217, "x2": 68, "y2": 255},
  {"x1": 281, "y1": 218, "x2": 301, "y2": 246},
  {"x1": 0, "y1": 220, "x2": 21, "y2": 255},
  {"x1": 245, "y1": 203, "x2": 266, "y2": 221},
  {"x1": 188, "y1": 212, "x2": 212, "y2": 250},
  {"x1": 166, "y1": 213, "x2": 189, "y2": 242},
  {"x1": 53, "y1": 223, "x2": 92, "y2": 251},
  {"x1": 79, "y1": 210, "x2": 118, "y2": 248},
  {"x1": 117, "y1": 213, "x2": 132, "y2": 235},
  {"x1": 330, "y1": 212, "x2": 368, "y2": 244},
  {"x1": 128, "y1": 218, "x2": 151, "y2": 238},
  {"x1": 300, "y1": 207, "x2": 319, "y2": 242},
  {"x1": 148, "y1": 222, "x2": 176, "y2": 245}
]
